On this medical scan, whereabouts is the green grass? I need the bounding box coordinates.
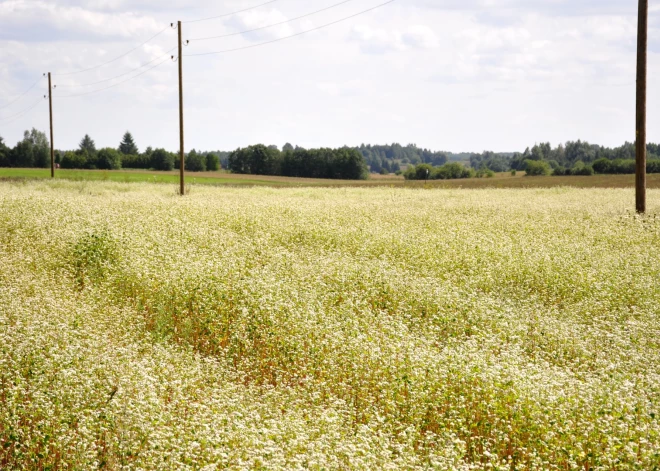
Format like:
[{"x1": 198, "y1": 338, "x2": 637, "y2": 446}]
[{"x1": 4, "y1": 167, "x2": 660, "y2": 189}]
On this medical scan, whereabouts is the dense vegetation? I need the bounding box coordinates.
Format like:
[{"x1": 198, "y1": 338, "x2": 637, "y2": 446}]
[
  {"x1": 229, "y1": 144, "x2": 368, "y2": 180},
  {"x1": 1, "y1": 181, "x2": 659, "y2": 469},
  {"x1": 472, "y1": 141, "x2": 660, "y2": 176},
  {"x1": 3, "y1": 129, "x2": 660, "y2": 181}
]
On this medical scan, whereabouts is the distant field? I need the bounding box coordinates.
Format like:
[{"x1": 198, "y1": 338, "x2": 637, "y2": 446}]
[{"x1": 3, "y1": 167, "x2": 660, "y2": 189}]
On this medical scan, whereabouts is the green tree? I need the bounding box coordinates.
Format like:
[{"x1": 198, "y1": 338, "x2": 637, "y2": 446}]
[
  {"x1": 79, "y1": 134, "x2": 97, "y2": 155},
  {"x1": 185, "y1": 149, "x2": 206, "y2": 172},
  {"x1": 524, "y1": 160, "x2": 551, "y2": 176},
  {"x1": 60, "y1": 151, "x2": 88, "y2": 169},
  {"x1": 0, "y1": 136, "x2": 9, "y2": 167},
  {"x1": 119, "y1": 131, "x2": 139, "y2": 155},
  {"x1": 96, "y1": 148, "x2": 122, "y2": 170},
  {"x1": 151, "y1": 149, "x2": 174, "y2": 171},
  {"x1": 205, "y1": 153, "x2": 220, "y2": 171}
]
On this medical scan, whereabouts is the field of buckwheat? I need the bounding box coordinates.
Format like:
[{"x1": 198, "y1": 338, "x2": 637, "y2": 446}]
[{"x1": 1, "y1": 180, "x2": 659, "y2": 470}]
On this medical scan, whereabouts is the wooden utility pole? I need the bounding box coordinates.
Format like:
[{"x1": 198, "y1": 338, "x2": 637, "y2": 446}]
[
  {"x1": 636, "y1": 0, "x2": 648, "y2": 213},
  {"x1": 178, "y1": 21, "x2": 185, "y2": 196},
  {"x1": 48, "y1": 72, "x2": 54, "y2": 178}
]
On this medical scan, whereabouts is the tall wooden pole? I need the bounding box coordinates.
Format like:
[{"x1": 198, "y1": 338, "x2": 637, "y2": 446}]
[
  {"x1": 48, "y1": 73, "x2": 54, "y2": 178},
  {"x1": 178, "y1": 21, "x2": 185, "y2": 196},
  {"x1": 636, "y1": 0, "x2": 648, "y2": 214}
]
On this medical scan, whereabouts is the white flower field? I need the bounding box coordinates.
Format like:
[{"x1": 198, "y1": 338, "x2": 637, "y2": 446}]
[{"x1": 1, "y1": 180, "x2": 659, "y2": 470}]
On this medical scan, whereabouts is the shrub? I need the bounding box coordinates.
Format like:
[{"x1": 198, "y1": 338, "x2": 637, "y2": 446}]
[
  {"x1": 121, "y1": 154, "x2": 152, "y2": 169},
  {"x1": 570, "y1": 164, "x2": 594, "y2": 176},
  {"x1": 647, "y1": 160, "x2": 660, "y2": 173},
  {"x1": 60, "y1": 151, "x2": 88, "y2": 169},
  {"x1": 592, "y1": 158, "x2": 611, "y2": 174},
  {"x1": 96, "y1": 148, "x2": 122, "y2": 170},
  {"x1": 186, "y1": 150, "x2": 207, "y2": 172},
  {"x1": 206, "y1": 153, "x2": 220, "y2": 172},
  {"x1": 524, "y1": 160, "x2": 551, "y2": 176},
  {"x1": 151, "y1": 149, "x2": 175, "y2": 171}
]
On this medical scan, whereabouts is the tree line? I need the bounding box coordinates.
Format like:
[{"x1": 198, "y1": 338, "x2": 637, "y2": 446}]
[
  {"x1": 3, "y1": 129, "x2": 660, "y2": 181},
  {"x1": 0, "y1": 129, "x2": 223, "y2": 172},
  {"x1": 471, "y1": 141, "x2": 660, "y2": 176},
  {"x1": 229, "y1": 144, "x2": 368, "y2": 180}
]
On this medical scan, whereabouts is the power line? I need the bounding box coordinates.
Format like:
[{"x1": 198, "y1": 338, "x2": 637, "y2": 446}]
[
  {"x1": 54, "y1": 56, "x2": 171, "y2": 98},
  {"x1": 56, "y1": 48, "x2": 177, "y2": 88},
  {"x1": 0, "y1": 76, "x2": 44, "y2": 111},
  {"x1": 186, "y1": 0, "x2": 396, "y2": 57},
  {"x1": 0, "y1": 96, "x2": 45, "y2": 124},
  {"x1": 54, "y1": 26, "x2": 170, "y2": 76},
  {"x1": 184, "y1": 0, "x2": 279, "y2": 24},
  {"x1": 189, "y1": 0, "x2": 358, "y2": 42}
]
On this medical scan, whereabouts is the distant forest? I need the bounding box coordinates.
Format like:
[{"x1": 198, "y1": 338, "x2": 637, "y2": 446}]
[{"x1": 1, "y1": 128, "x2": 659, "y2": 180}]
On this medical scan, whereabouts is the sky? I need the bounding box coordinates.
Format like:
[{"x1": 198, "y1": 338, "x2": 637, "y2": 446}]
[{"x1": 0, "y1": 0, "x2": 658, "y2": 153}]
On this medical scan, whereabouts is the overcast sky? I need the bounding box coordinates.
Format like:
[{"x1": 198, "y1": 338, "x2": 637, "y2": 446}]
[{"x1": 0, "y1": 0, "x2": 658, "y2": 153}]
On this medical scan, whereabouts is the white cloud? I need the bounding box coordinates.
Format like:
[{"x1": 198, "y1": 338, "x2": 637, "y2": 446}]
[{"x1": 0, "y1": 0, "x2": 658, "y2": 153}]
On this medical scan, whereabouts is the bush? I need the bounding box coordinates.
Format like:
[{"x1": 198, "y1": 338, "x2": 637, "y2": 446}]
[
  {"x1": 511, "y1": 169, "x2": 517, "y2": 177},
  {"x1": 570, "y1": 164, "x2": 594, "y2": 176},
  {"x1": 206, "y1": 153, "x2": 220, "y2": 171},
  {"x1": 121, "y1": 154, "x2": 152, "y2": 169},
  {"x1": 552, "y1": 167, "x2": 568, "y2": 176},
  {"x1": 524, "y1": 160, "x2": 551, "y2": 176},
  {"x1": 96, "y1": 148, "x2": 122, "y2": 170},
  {"x1": 151, "y1": 149, "x2": 175, "y2": 171},
  {"x1": 592, "y1": 158, "x2": 611, "y2": 174},
  {"x1": 648, "y1": 160, "x2": 660, "y2": 173},
  {"x1": 60, "y1": 151, "x2": 88, "y2": 169},
  {"x1": 186, "y1": 150, "x2": 207, "y2": 172}
]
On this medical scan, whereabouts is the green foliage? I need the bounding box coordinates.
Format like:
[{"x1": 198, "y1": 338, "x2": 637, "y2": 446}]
[
  {"x1": 60, "y1": 151, "x2": 88, "y2": 169},
  {"x1": 121, "y1": 153, "x2": 152, "y2": 169},
  {"x1": 70, "y1": 232, "x2": 115, "y2": 289},
  {"x1": 118, "y1": 131, "x2": 139, "y2": 155},
  {"x1": 230, "y1": 145, "x2": 367, "y2": 180},
  {"x1": 0, "y1": 136, "x2": 9, "y2": 167},
  {"x1": 358, "y1": 143, "x2": 448, "y2": 172},
  {"x1": 79, "y1": 134, "x2": 97, "y2": 155},
  {"x1": 205, "y1": 152, "x2": 220, "y2": 171},
  {"x1": 185, "y1": 149, "x2": 207, "y2": 172},
  {"x1": 511, "y1": 169, "x2": 517, "y2": 176},
  {"x1": 151, "y1": 149, "x2": 175, "y2": 171},
  {"x1": 96, "y1": 148, "x2": 122, "y2": 170},
  {"x1": 404, "y1": 162, "x2": 474, "y2": 180},
  {"x1": 524, "y1": 160, "x2": 551, "y2": 176}
]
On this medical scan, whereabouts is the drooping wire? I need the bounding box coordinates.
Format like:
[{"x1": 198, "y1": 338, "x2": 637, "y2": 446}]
[
  {"x1": 0, "y1": 76, "x2": 44, "y2": 111},
  {"x1": 55, "y1": 56, "x2": 171, "y2": 98},
  {"x1": 189, "y1": 0, "x2": 358, "y2": 42},
  {"x1": 184, "y1": 0, "x2": 279, "y2": 24},
  {"x1": 185, "y1": 0, "x2": 395, "y2": 57},
  {"x1": 56, "y1": 48, "x2": 177, "y2": 88},
  {"x1": 0, "y1": 96, "x2": 45, "y2": 124},
  {"x1": 54, "y1": 26, "x2": 171, "y2": 76}
]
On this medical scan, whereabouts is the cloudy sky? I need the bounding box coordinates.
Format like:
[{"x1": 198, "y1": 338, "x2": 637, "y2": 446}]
[{"x1": 0, "y1": 0, "x2": 658, "y2": 153}]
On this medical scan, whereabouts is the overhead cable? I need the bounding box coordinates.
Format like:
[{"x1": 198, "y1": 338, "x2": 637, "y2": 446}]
[
  {"x1": 54, "y1": 26, "x2": 170, "y2": 76},
  {"x1": 189, "y1": 0, "x2": 358, "y2": 41},
  {"x1": 0, "y1": 96, "x2": 45, "y2": 124},
  {"x1": 56, "y1": 48, "x2": 177, "y2": 88},
  {"x1": 186, "y1": 0, "x2": 396, "y2": 57},
  {"x1": 54, "y1": 56, "x2": 170, "y2": 98},
  {"x1": 0, "y1": 76, "x2": 44, "y2": 111},
  {"x1": 184, "y1": 0, "x2": 279, "y2": 24}
]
